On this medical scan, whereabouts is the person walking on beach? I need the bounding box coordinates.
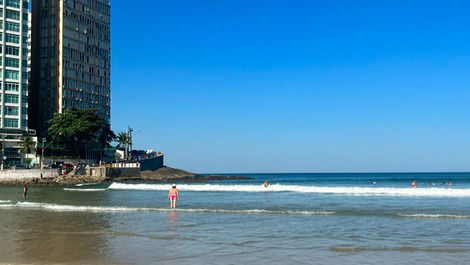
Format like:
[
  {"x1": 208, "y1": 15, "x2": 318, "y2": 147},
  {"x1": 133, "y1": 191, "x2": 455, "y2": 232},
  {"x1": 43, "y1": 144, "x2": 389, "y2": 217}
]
[
  {"x1": 168, "y1": 184, "x2": 179, "y2": 208},
  {"x1": 23, "y1": 184, "x2": 28, "y2": 200}
]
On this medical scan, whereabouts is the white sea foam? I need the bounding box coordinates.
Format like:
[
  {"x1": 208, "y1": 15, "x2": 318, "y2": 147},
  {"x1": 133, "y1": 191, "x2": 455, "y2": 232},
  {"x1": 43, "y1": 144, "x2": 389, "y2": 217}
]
[
  {"x1": 108, "y1": 183, "x2": 470, "y2": 197},
  {"x1": 64, "y1": 188, "x2": 107, "y2": 192},
  {"x1": 0, "y1": 200, "x2": 11, "y2": 203},
  {"x1": 398, "y1": 214, "x2": 470, "y2": 219},
  {"x1": 75, "y1": 183, "x2": 101, "y2": 186},
  {"x1": 0, "y1": 201, "x2": 334, "y2": 215}
]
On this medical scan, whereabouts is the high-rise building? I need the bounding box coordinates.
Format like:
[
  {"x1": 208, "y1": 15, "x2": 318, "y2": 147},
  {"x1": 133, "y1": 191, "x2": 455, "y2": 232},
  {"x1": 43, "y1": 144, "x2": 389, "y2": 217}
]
[
  {"x1": 30, "y1": 0, "x2": 111, "y2": 137},
  {"x1": 0, "y1": 0, "x2": 35, "y2": 167}
]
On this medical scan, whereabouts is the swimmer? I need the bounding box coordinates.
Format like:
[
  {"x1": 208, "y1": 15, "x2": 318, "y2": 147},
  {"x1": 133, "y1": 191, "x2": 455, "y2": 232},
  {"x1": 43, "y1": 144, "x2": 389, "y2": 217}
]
[
  {"x1": 168, "y1": 184, "x2": 179, "y2": 208},
  {"x1": 263, "y1": 180, "x2": 269, "y2": 188},
  {"x1": 448, "y1": 182, "x2": 453, "y2": 186},
  {"x1": 411, "y1": 180, "x2": 417, "y2": 188}
]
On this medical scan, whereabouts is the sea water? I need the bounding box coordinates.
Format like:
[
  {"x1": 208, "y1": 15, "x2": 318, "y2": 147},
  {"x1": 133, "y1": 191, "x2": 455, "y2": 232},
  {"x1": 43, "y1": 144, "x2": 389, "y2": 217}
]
[{"x1": 1, "y1": 172, "x2": 470, "y2": 264}]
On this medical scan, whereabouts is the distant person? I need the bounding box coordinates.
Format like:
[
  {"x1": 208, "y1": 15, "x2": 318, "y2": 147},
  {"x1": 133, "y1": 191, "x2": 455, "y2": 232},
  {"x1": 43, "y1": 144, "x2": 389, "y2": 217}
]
[
  {"x1": 23, "y1": 184, "x2": 28, "y2": 200},
  {"x1": 168, "y1": 184, "x2": 179, "y2": 208},
  {"x1": 263, "y1": 180, "x2": 270, "y2": 188},
  {"x1": 448, "y1": 182, "x2": 453, "y2": 186},
  {"x1": 411, "y1": 180, "x2": 417, "y2": 188}
]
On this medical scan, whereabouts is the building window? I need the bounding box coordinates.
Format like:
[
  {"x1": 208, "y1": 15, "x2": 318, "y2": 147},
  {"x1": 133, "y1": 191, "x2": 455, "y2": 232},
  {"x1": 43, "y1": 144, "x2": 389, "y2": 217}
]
[
  {"x1": 6, "y1": 10, "x2": 20, "y2": 20},
  {"x1": 5, "y1": 46, "x2": 19, "y2": 55},
  {"x1": 5, "y1": 94, "x2": 19, "y2": 103},
  {"x1": 6, "y1": 34, "x2": 19, "y2": 44},
  {"x1": 6, "y1": 0, "x2": 20, "y2": 8},
  {"x1": 5, "y1": 57, "x2": 19, "y2": 68},
  {"x1": 4, "y1": 118, "x2": 18, "y2": 128},
  {"x1": 5, "y1": 70, "x2": 19, "y2": 80},
  {"x1": 5, "y1": 82, "x2": 19, "y2": 91},
  {"x1": 6, "y1": 21, "x2": 19, "y2": 32},
  {"x1": 4, "y1": 106, "x2": 18, "y2": 116}
]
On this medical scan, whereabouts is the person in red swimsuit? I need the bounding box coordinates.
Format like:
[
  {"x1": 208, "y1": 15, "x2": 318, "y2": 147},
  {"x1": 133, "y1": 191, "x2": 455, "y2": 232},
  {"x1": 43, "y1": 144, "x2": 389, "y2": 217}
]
[
  {"x1": 263, "y1": 180, "x2": 270, "y2": 188},
  {"x1": 168, "y1": 184, "x2": 180, "y2": 208}
]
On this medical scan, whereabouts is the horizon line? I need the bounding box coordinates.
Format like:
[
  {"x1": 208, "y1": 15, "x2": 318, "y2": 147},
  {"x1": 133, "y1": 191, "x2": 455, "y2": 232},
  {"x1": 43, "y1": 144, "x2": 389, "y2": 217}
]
[{"x1": 199, "y1": 171, "x2": 470, "y2": 175}]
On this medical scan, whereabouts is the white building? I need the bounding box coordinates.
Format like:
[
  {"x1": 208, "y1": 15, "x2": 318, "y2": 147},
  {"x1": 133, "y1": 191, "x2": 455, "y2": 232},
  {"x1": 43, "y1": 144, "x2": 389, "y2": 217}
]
[{"x1": 0, "y1": 0, "x2": 36, "y2": 168}]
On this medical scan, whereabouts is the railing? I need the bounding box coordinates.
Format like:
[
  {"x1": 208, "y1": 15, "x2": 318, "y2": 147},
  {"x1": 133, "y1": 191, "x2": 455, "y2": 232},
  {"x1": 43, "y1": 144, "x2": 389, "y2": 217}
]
[{"x1": 104, "y1": 162, "x2": 140, "y2": 168}]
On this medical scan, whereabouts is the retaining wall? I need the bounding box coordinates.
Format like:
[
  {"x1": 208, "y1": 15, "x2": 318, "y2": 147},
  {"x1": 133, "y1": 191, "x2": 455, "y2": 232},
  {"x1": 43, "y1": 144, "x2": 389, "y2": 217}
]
[
  {"x1": 0, "y1": 169, "x2": 59, "y2": 180},
  {"x1": 140, "y1": 155, "x2": 164, "y2": 171},
  {"x1": 107, "y1": 167, "x2": 141, "y2": 178}
]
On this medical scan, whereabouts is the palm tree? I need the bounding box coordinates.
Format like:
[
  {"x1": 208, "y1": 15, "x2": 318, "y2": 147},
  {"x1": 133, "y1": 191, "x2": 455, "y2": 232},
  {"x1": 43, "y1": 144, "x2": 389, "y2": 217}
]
[
  {"x1": 21, "y1": 136, "x2": 35, "y2": 154},
  {"x1": 20, "y1": 136, "x2": 35, "y2": 168},
  {"x1": 116, "y1": 132, "x2": 131, "y2": 160}
]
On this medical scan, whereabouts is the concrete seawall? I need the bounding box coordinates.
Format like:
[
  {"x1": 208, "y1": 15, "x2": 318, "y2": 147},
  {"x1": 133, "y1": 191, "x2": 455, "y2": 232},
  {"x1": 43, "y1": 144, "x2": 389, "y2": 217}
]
[
  {"x1": 139, "y1": 155, "x2": 164, "y2": 171},
  {"x1": 0, "y1": 169, "x2": 59, "y2": 184}
]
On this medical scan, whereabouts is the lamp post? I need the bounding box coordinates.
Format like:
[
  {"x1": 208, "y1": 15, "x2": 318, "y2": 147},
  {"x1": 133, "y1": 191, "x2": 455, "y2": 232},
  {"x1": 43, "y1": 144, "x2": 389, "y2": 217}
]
[{"x1": 41, "y1": 138, "x2": 46, "y2": 169}]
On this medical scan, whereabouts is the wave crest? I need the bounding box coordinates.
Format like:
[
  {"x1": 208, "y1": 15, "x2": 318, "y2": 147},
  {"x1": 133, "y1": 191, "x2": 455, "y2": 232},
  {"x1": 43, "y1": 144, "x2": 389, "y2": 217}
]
[
  {"x1": 397, "y1": 214, "x2": 470, "y2": 219},
  {"x1": 108, "y1": 183, "x2": 470, "y2": 197},
  {"x1": 0, "y1": 202, "x2": 334, "y2": 215},
  {"x1": 64, "y1": 188, "x2": 107, "y2": 192}
]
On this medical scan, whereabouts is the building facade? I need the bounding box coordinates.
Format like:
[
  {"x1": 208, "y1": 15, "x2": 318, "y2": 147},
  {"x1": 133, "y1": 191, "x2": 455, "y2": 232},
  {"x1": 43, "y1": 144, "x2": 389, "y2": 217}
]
[
  {"x1": 30, "y1": 0, "x2": 111, "y2": 137},
  {"x1": 0, "y1": 0, "x2": 35, "y2": 167}
]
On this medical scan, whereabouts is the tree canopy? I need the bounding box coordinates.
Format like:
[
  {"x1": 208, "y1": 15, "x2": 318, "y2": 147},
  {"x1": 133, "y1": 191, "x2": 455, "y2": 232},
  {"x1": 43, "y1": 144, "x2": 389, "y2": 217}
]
[
  {"x1": 48, "y1": 108, "x2": 115, "y2": 145},
  {"x1": 116, "y1": 131, "x2": 132, "y2": 150},
  {"x1": 20, "y1": 136, "x2": 35, "y2": 154}
]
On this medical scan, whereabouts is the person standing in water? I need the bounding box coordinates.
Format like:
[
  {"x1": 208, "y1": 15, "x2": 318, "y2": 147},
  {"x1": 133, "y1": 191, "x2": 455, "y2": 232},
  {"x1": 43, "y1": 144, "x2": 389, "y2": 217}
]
[
  {"x1": 168, "y1": 184, "x2": 179, "y2": 208},
  {"x1": 263, "y1": 180, "x2": 270, "y2": 188},
  {"x1": 411, "y1": 180, "x2": 417, "y2": 188},
  {"x1": 23, "y1": 184, "x2": 28, "y2": 200}
]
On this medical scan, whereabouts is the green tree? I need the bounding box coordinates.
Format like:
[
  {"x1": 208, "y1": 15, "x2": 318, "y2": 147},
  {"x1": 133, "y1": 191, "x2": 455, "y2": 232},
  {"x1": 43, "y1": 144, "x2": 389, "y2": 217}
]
[
  {"x1": 47, "y1": 108, "x2": 115, "y2": 158},
  {"x1": 98, "y1": 123, "x2": 117, "y2": 147},
  {"x1": 116, "y1": 132, "x2": 131, "y2": 149},
  {"x1": 48, "y1": 108, "x2": 105, "y2": 143},
  {"x1": 116, "y1": 131, "x2": 132, "y2": 160},
  {"x1": 20, "y1": 136, "x2": 35, "y2": 154}
]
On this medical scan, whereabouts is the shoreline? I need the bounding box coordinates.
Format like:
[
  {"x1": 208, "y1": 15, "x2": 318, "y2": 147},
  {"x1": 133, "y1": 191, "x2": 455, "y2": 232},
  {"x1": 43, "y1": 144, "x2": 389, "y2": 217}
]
[{"x1": 0, "y1": 166, "x2": 252, "y2": 186}]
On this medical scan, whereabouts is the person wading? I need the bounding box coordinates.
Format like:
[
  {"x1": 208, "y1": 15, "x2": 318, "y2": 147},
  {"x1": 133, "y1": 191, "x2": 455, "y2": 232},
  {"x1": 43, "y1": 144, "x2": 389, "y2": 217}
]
[
  {"x1": 23, "y1": 184, "x2": 28, "y2": 200},
  {"x1": 168, "y1": 184, "x2": 180, "y2": 208}
]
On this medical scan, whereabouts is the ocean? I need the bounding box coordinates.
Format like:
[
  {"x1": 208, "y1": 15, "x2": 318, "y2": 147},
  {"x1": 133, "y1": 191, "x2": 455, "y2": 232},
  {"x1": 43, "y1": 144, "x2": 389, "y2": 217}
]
[{"x1": 1, "y1": 172, "x2": 470, "y2": 264}]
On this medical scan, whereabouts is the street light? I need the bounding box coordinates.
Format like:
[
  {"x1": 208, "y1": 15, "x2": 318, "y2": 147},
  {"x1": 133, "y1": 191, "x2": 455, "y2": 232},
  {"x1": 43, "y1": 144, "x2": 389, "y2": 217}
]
[{"x1": 41, "y1": 138, "x2": 46, "y2": 169}]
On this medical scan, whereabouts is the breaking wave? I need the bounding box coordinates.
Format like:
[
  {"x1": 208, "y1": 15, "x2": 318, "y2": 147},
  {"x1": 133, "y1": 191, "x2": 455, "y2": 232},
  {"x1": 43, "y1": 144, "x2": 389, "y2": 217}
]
[
  {"x1": 108, "y1": 183, "x2": 470, "y2": 197},
  {"x1": 64, "y1": 188, "x2": 107, "y2": 192},
  {"x1": 0, "y1": 202, "x2": 334, "y2": 215},
  {"x1": 397, "y1": 214, "x2": 470, "y2": 219},
  {"x1": 0, "y1": 200, "x2": 11, "y2": 203},
  {"x1": 75, "y1": 183, "x2": 101, "y2": 187}
]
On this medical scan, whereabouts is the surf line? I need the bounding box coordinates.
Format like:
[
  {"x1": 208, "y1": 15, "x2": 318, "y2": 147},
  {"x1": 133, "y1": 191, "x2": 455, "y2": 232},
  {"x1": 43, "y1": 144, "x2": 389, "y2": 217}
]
[
  {"x1": 0, "y1": 202, "x2": 334, "y2": 216},
  {"x1": 64, "y1": 188, "x2": 107, "y2": 192},
  {"x1": 107, "y1": 183, "x2": 470, "y2": 197}
]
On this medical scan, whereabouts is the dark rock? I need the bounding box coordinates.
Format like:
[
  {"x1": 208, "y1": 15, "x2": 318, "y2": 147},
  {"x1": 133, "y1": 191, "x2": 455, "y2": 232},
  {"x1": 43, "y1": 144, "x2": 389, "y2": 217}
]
[{"x1": 113, "y1": 166, "x2": 252, "y2": 183}]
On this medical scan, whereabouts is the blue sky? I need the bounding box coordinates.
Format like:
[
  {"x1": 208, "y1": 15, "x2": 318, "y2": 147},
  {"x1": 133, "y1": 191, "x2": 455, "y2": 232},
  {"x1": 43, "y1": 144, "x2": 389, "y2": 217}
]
[{"x1": 110, "y1": 0, "x2": 470, "y2": 173}]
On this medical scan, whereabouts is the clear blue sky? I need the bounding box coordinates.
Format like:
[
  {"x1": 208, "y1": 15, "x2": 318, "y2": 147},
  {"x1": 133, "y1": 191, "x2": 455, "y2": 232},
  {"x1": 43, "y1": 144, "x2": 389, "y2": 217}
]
[{"x1": 110, "y1": 0, "x2": 470, "y2": 173}]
